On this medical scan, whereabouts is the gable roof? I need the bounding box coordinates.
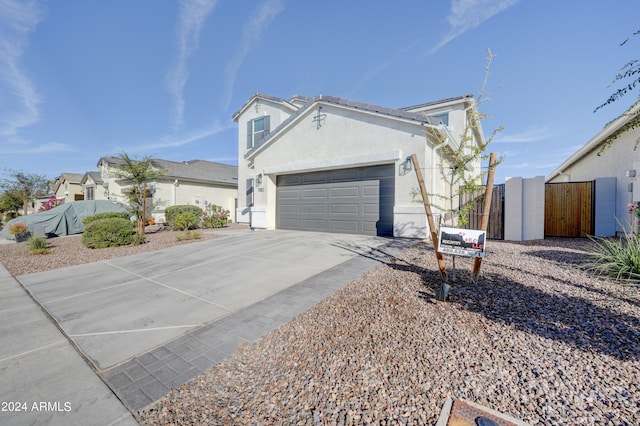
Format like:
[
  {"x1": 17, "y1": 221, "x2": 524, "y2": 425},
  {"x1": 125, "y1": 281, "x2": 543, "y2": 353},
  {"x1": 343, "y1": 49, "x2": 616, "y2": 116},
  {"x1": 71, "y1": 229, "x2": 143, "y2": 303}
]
[
  {"x1": 97, "y1": 156, "x2": 238, "y2": 186},
  {"x1": 80, "y1": 171, "x2": 104, "y2": 185},
  {"x1": 231, "y1": 93, "x2": 299, "y2": 121},
  {"x1": 53, "y1": 172, "x2": 84, "y2": 193},
  {"x1": 56, "y1": 172, "x2": 84, "y2": 184},
  {"x1": 547, "y1": 101, "x2": 640, "y2": 181},
  {"x1": 241, "y1": 94, "x2": 449, "y2": 160}
]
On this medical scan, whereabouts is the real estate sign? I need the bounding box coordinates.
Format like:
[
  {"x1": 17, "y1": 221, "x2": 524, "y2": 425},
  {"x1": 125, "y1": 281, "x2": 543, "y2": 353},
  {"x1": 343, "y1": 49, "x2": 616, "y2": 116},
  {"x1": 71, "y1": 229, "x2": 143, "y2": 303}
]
[{"x1": 437, "y1": 227, "x2": 486, "y2": 258}]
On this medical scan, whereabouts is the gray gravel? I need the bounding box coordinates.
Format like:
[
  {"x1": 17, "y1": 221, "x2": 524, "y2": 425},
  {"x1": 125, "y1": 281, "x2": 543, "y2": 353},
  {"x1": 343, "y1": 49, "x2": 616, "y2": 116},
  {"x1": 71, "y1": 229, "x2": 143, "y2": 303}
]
[
  {"x1": 135, "y1": 237, "x2": 640, "y2": 425},
  {"x1": 0, "y1": 224, "x2": 245, "y2": 276}
]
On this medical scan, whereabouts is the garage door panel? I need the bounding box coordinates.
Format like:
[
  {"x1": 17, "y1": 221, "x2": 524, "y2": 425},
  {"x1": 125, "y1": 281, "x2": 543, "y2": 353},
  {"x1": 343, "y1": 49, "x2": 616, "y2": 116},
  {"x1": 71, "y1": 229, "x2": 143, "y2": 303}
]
[
  {"x1": 362, "y1": 203, "x2": 379, "y2": 214},
  {"x1": 279, "y1": 175, "x2": 302, "y2": 186},
  {"x1": 302, "y1": 172, "x2": 328, "y2": 184},
  {"x1": 278, "y1": 189, "x2": 300, "y2": 200},
  {"x1": 301, "y1": 219, "x2": 328, "y2": 230},
  {"x1": 330, "y1": 186, "x2": 360, "y2": 198},
  {"x1": 362, "y1": 221, "x2": 379, "y2": 233},
  {"x1": 330, "y1": 204, "x2": 359, "y2": 214},
  {"x1": 362, "y1": 185, "x2": 379, "y2": 197},
  {"x1": 302, "y1": 188, "x2": 327, "y2": 199},
  {"x1": 279, "y1": 218, "x2": 301, "y2": 228},
  {"x1": 363, "y1": 165, "x2": 395, "y2": 179},
  {"x1": 329, "y1": 220, "x2": 360, "y2": 232},
  {"x1": 302, "y1": 204, "x2": 327, "y2": 214},
  {"x1": 330, "y1": 169, "x2": 360, "y2": 181},
  {"x1": 278, "y1": 205, "x2": 300, "y2": 214}
]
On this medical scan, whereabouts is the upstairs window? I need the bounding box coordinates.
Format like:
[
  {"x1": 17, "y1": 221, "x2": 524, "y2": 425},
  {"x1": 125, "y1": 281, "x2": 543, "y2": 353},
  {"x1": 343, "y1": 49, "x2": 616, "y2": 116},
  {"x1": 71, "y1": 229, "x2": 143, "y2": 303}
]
[
  {"x1": 86, "y1": 186, "x2": 94, "y2": 200},
  {"x1": 430, "y1": 112, "x2": 449, "y2": 126},
  {"x1": 247, "y1": 116, "x2": 270, "y2": 149},
  {"x1": 246, "y1": 178, "x2": 254, "y2": 207}
]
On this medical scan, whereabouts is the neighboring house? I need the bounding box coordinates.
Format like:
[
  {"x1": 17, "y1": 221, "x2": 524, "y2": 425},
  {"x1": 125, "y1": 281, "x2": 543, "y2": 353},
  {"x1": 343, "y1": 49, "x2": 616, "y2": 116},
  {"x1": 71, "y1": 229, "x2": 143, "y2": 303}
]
[
  {"x1": 53, "y1": 173, "x2": 85, "y2": 203},
  {"x1": 232, "y1": 93, "x2": 485, "y2": 238},
  {"x1": 80, "y1": 171, "x2": 105, "y2": 201},
  {"x1": 85, "y1": 156, "x2": 238, "y2": 223},
  {"x1": 547, "y1": 102, "x2": 640, "y2": 236}
]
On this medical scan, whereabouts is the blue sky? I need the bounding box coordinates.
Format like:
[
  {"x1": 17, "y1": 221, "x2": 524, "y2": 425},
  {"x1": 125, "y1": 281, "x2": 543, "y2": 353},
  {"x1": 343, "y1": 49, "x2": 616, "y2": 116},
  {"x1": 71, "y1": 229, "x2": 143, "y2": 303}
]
[{"x1": 1, "y1": 0, "x2": 638, "y2": 185}]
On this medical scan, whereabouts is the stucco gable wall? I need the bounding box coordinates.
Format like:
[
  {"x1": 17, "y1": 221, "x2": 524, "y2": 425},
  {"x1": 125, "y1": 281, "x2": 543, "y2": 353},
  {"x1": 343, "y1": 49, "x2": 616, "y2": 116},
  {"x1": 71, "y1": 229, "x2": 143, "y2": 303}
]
[
  {"x1": 548, "y1": 128, "x2": 640, "y2": 234},
  {"x1": 54, "y1": 180, "x2": 83, "y2": 203},
  {"x1": 254, "y1": 105, "x2": 424, "y2": 167}
]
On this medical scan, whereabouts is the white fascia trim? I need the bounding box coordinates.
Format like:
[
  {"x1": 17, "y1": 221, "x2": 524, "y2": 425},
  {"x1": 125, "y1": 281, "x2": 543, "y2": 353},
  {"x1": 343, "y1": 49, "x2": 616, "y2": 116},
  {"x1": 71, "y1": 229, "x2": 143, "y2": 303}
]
[
  {"x1": 263, "y1": 151, "x2": 402, "y2": 175},
  {"x1": 546, "y1": 103, "x2": 640, "y2": 182},
  {"x1": 326, "y1": 102, "x2": 442, "y2": 129}
]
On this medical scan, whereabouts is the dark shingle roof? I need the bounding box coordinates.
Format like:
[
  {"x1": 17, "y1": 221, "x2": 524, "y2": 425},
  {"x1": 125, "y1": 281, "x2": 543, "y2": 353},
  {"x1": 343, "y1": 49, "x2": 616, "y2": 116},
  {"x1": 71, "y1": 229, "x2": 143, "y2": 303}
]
[
  {"x1": 85, "y1": 171, "x2": 103, "y2": 185},
  {"x1": 99, "y1": 156, "x2": 237, "y2": 186},
  {"x1": 58, "y1": 172, "x2": 84, "y2": 183},
  {"x1": 153, "y1": 159, "x2": 237, "y2": 186}
]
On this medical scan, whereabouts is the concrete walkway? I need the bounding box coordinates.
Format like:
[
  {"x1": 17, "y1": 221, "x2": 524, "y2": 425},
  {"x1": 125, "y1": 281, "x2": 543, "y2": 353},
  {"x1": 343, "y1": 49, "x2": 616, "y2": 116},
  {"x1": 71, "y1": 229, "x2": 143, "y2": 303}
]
[
  {"x1": 0, "y1": 259, "x2": 137, "y2": 425},
  {"x1": 1, "y1": 230, "x2": 416, "y2": 424}
]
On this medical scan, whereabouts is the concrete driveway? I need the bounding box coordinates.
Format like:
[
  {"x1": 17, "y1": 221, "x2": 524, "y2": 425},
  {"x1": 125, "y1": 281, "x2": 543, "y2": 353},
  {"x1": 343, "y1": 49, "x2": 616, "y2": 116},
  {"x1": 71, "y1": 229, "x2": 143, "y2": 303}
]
[{"x1": 16, "y1": 229, "x2": 415, "y2": 412}]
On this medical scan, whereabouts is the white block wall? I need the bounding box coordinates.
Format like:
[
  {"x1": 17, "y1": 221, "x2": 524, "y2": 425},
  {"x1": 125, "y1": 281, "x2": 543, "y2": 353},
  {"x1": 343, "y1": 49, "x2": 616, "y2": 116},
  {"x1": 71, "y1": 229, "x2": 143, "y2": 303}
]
[{"x1": 504, "y1": 176, "x2": 545, "y2": 241}]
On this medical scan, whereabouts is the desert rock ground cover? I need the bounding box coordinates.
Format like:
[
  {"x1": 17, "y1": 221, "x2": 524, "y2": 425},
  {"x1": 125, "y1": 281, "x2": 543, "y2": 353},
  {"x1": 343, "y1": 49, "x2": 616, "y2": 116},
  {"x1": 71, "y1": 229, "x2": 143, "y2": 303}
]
[
  {"x1": 137, "y1": 238, "x2": 639, "y2": 425},
  {"x1": 1, "y1": 232, "x2": 638, "y2": 424}
]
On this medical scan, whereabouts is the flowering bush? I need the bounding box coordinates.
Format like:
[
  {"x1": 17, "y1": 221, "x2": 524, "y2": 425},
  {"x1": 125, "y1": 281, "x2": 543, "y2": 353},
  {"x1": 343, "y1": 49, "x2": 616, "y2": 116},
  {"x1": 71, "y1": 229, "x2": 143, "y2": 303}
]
[
  {"x1": 627, "y1": 203, "x2": 640, "y2": 237},
  {"x1": 200, "y1": 203, "x2": 229, "y2": 229},
  {"x1": 7, "y1": 222, "x2": 28, "y2": 236},
  {"x1": 38, "y1": 195, "x2": 64, "y2": 212}
]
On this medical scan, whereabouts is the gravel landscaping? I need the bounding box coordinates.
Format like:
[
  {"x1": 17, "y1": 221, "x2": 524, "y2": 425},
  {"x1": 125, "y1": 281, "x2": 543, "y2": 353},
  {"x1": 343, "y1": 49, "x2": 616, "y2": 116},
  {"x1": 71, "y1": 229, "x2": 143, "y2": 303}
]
[
  {"x1": 136, "y1": 237, "x2": 640, "y2": 425},
  {"x1": 1, "y1": 231, "x2": 638, "y2": 424},
  {"x1": 0, "y1": 224, "x2": 247, "y2": 276}
]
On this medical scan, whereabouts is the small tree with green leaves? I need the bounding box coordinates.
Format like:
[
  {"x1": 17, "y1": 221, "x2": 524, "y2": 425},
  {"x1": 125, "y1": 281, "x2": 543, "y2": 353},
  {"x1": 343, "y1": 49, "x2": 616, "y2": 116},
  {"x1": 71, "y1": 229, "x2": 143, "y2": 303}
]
[
  {"x1": 0, "y1": 169, "x2": 50, "y2": 215},
  {"x1": 0, "y1": 190, "x2": 24, "y2": 216},
  {"x1": 109, "y1": 153, "x2": 166, "y2": 235},
  {"x1": 430, "y1": 49, "x2": 504, "y2": 227},
  {"x1": 594, "y1": 29, "x2": 640, "y2": 153}
]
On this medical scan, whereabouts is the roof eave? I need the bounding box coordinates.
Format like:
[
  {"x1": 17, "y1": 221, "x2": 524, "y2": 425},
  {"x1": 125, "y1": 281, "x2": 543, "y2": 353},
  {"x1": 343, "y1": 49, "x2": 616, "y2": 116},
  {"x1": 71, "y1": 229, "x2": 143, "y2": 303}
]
[{"x1": 546, "y1": 103, "x2": 640, "y2": 182}]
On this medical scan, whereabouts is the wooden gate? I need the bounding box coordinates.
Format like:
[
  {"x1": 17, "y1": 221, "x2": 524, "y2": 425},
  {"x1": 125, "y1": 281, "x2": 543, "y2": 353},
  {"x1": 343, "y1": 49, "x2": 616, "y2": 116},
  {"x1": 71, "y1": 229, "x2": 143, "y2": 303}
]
[
  {"x1": 544, "y1": 181, "x2": 594, "y2": 237},
  {"x1": 460, "y1": 184, "x2": 505, "y2": 240}
]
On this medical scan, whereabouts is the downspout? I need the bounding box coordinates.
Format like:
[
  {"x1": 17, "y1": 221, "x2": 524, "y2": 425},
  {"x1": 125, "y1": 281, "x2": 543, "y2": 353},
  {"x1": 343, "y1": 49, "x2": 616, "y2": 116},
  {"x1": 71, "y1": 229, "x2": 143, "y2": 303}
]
[
  {"x1": 173, "y1": 179, "x2": 178, "y2": 205},
  {"x1": 431, "y1": 124, "x2": 451, "y2": 195}
]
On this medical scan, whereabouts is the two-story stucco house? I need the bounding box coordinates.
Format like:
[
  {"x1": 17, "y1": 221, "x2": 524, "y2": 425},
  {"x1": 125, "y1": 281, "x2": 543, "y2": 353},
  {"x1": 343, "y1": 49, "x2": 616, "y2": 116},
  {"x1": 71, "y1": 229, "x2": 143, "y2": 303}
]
[
  {"x1": 82, "y1": 156, "x2": 238, "y2": 223},
  {"x1": 232, "y1": 93, "x2": 485, "y2": 238}
]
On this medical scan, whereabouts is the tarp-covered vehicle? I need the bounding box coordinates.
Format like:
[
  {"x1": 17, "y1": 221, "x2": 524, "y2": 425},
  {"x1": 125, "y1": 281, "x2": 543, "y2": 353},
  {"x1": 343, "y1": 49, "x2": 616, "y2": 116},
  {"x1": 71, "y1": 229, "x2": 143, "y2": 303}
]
[{"x1": 1, "y1": 200, "x2": 129, "y2": 240}]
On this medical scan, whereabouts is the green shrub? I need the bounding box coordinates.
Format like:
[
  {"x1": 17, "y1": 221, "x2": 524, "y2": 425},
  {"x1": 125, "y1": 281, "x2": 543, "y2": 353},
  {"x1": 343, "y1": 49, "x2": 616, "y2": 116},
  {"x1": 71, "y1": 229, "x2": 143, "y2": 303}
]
[
  {"x1": 82, "y1": 218, "x2": 133, "y2": 249},
  {"x1": 27, "y1": 235, "x2": 50, "y2": 255},
  {"x1": 584, "y1": 235, "x2": 640, "y2": 282},
  {"x1": 176, "y1": 230, "x2": 201, "y2": 241},
  {"x1": 165, "y1": 205, "x2": 202, "y2": 230},
  {"x1": 174, "y1": 212, "x2": 200, "y2": 231},
  {"x1": 82, "y1": 211, "x2": 130, "y2": 225},
  {"x1": 5, "y1": 212, "x2": 18, "y2": 221},
  {"x1": 131, "y1": 234, "x2": 147, "y2": 245}
]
